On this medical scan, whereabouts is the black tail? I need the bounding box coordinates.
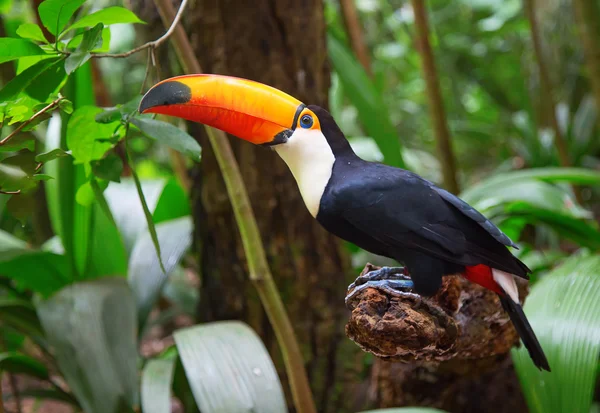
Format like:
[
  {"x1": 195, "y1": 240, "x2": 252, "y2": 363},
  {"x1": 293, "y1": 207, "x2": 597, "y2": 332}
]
[{"x1": 500, "y1": 296, "x2": 551, "y2": 372}]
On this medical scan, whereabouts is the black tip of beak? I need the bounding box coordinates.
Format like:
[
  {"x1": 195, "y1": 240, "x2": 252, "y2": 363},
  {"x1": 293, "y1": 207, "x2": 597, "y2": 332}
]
[{"x1": 138, "y1": 81, "x2": 193, "y2": 113}]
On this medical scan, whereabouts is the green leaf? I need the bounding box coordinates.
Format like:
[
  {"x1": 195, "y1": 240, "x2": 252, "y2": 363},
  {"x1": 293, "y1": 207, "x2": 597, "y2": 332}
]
[
  {"x1": 24, "y1": 58, "x2": 67, "y2": 101},
  {"x1": 461, "y1": 168, "x2": 600, "y2": 203},
  {"x1": 130, "y1": 117, "x2": 202, "y2": 160},
  {"x1": 95, "y1": 108, "x2": 122, "y2": 124},
  {"x1": 67, "y1": 106, "x2": 120, "y2": 164},
  {"x1": 152, "y1": 179, "x2": 190, "y2": 224},
  {"x1": 0, "y1": 228, "x2": 28, "y2": 261},
  {"x1": 36, "y1": 148, "x2": 70, "y2": 163},
  {"x1": 0, "y1": 38, "x2": 47, "y2": 64},
  {"x1": 64, "y1": 6, "x2": 145, "y2": 33},
  {"x1": 0, "y1": 352, "x2": 49, "y2": 380},
  {"x1": 0, "y1": 134, "x2": 36, "y2": 153},
  {"x1": 0, "y1": 296, "x2": 45, "y2": 338},
  {"x1": 19, "y1": 389, "x2": 79, "y2": 406},
  {"x1": 16, "y1": 23, "x2": 48, "y2": 43},
  {"x1": 129, "y1": 216, "x2": 193, "y2": 329},
  {"x1": 59, "y1": 98, "x2": 73, "y2": 114},
  {"x1": 44, "y1": 62, "x2": 97, "y2": 279},
  {"x1": 38, "y1": 0, "x2": 86, "y2": 35},
  {"x1": 68, "y1": 27, "x2": 111, "y2": 52},
  {"x1": 174, "y1": 321, "x2": 287, "y2": 413},
  {"x1": 141, "y1": 356, "x2": 176, "y2": 413},
  {"x1": 75, "y1": 180, "x2": 95, "y2": 206},
  {"x1": 130, "y1": 161, "x2": 165, "y2": 273},
  {"x1": 327, "y1": 34, "x2": 405, "y2": 168},
  {"x1": 0, "y1": 163, "x2": 36, "y2": 193},
  {"x1": 65, "y1": 23, "x2": 103, "y2": 74},
  {"x1": 0, "y1": 251, "x2": 72, "y2": 297},
  {"x1": 33, "y1": 174, "x2": 53, "y2": 181},
  {"x1": 104, "y1": 178, "x2": 166, "y2": 253},
  {"x1": 35, "y1": 278, "x2": 138, "y2": 413},
  {"x1": 90, "y1": 178, "x2": 116, "y2": 227},
  {"x1": 0, "y1": 57, "x2": 60, "y2": 103},
  {"x1": 512, "y1": 253, "x2": 600, "y2": 413},
  {"x1": 92, "y1": 152, "x2": 123, "y2": 182},
  {"x1": 7, "y1": 191, "x2": 36, "y2": 224}
]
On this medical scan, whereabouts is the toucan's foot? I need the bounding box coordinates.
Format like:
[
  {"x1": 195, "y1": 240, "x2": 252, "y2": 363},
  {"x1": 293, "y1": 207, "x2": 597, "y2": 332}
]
[{"x1": 346, "y1": 266, "x2": 414, "y2": 304}]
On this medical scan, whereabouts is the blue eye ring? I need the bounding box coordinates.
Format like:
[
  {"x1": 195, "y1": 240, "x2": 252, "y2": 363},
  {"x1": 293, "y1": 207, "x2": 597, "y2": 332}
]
[{"x1": 300, "y1": 114, "x2": 314, "y2": 129}]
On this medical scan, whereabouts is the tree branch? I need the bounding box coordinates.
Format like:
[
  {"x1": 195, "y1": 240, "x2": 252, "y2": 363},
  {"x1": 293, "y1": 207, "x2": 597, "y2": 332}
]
[
  {"x1": 411, "y1": 0, "x2": 460, "y2": 194},
  {"x1": 150, "y1": 1, "x2": 317, "y2": 412},
  {"x1": 524, "y1": 0, "x2": 582, "y2": 201},
  {"x1": 90, "y1": 0, "x2": 188, "y2": 59},
  {"x1": 0, "y1": 96, "x2": 64, "y2": 146}
]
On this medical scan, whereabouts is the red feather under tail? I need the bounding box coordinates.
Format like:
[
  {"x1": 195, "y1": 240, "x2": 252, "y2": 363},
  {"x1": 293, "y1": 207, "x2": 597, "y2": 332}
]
[
  {"x1": 463, "y1": 264, "x2": 503, "y2": 295},
  {"x1": 463, "y1": 264, "x2": 551, "y2": 371}
]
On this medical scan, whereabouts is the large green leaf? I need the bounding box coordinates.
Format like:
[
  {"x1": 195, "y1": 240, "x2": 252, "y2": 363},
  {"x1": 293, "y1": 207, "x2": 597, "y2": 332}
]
[
  {"x1": 44, "y1": 63, "x2": 124, "y2": 280},
  {"x1": 174, "y1": 321, "x2": 287, "y2": 413},
  {"x1": 0, "y1": 251, "x2": 72, "y2": 297},
  {"x1": 63, "y1": 7, "x2": 144, "y2": 33},
  {"x1": 67, "y1": 105, "x2": 120, "y2": 164},
  {"x1": 512, "y1": 253, "x2": 600, "y2": 413},
  {"x1": 0, "y1": 38, "x2": 46, "y2": 64},
  {"x1": 128, "y1": 216, "x2": 193, "y2": 329},
  {"x1": 461, "y1": 168, "x2": 600, "y2": 203},
  {"x1": 38, "y1": 0, "x2": 86, "y2": 35},
  {"x1": 141, "y1": 356, "x2": 176, "y2": 413},
  {"x1": 327, "y1": 34, "x2": 405, "y2": 168},
  {"x1": 130, "y1": 117, "x2": 202, "y2": 160},
  {"x1": 35, "y1": 278, "x2": 138, "y2": 413}
]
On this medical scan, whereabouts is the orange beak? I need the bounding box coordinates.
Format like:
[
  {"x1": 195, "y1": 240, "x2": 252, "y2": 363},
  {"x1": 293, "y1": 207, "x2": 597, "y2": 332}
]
[{"x1": 138, "y1": 74, "x2": 306, "y2": 145}]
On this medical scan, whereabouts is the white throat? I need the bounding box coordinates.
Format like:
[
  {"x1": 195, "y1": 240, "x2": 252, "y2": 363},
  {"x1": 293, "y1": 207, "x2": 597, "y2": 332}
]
[{"x1": 274, "y1": 128, "x2": 335, "y2": 217}]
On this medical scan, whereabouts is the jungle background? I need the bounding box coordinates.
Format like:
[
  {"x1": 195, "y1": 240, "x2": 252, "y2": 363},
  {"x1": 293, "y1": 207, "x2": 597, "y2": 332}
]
[{"x1": 0, "y1": 0, "x2": 599, "y2": 412}]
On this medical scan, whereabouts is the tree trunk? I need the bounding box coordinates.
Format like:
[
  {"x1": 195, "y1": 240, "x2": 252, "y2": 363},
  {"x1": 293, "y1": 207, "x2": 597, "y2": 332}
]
[{"x1": 186, "y1": 2, "x2": 360, "y2": 411}]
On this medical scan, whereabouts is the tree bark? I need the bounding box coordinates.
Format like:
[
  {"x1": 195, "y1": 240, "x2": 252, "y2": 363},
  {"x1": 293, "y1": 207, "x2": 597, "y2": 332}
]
[
  {"x1": 346, "y1": 264, "x2": 528, "y2": 412},
  {"x1": 186, "y1": 2, "x2": 358, "y2": 412},
  {"x1": 572, "y1": 0, "x2": 600, "y2": 125},
  {"x1": 410, "y1": 0, "x2": 460, "y2": 195}
]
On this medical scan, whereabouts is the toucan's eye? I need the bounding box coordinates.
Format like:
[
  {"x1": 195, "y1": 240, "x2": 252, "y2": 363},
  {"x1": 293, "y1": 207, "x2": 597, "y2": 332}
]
[{"x1": 300, "y1": 114, "x2": 313, "y2": 129}]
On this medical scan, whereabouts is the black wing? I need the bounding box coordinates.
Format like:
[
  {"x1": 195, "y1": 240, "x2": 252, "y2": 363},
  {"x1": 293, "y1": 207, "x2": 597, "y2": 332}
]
[{"x1": 333, "y1": 164, "x2": 529, "y2": 278}]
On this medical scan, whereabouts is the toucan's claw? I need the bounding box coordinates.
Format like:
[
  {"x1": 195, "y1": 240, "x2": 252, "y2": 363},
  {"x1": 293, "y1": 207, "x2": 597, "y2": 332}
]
[
  {"x1": 347, "y1": 266, "x2": 409, "y2": 291},
  {"x1": 345, "y1": 266, "x2": 415, "y2": 305}
]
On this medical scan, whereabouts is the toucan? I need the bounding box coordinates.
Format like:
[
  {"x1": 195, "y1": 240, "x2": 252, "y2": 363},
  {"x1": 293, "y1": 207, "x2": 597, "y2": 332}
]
[{"x1": 139, "y1": 74, "x2": 550, "y2": 371}]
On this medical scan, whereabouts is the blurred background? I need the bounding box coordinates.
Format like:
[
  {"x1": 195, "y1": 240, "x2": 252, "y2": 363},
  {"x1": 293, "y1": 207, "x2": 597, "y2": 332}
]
[{"x1": 0, "y1": 0, "x2": 599, "y2": 412}]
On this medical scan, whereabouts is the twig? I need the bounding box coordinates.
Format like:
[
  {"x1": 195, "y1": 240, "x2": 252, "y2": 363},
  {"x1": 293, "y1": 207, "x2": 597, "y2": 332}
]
[
  {"x1": 151, "y1": 0, "x2": 317, "y2": 412},
  {"x1": 524, "y1": 0, "x2": 582, "y2": 202},
  {"x1": 91, "y1": 0, "x2": 188, "y2": 59},
  {"x1": 411, "y1": 0, "x2": 460, "y2": 194},
  {"x1": 0, "y1": 190, "x2": 21, "y2": 195},
  {"x1": 0, "y1": 96, "x2": 64, "y2": 146},
  {"x1": 339, "y1": 0, "x2": 372, "y2": 76}
]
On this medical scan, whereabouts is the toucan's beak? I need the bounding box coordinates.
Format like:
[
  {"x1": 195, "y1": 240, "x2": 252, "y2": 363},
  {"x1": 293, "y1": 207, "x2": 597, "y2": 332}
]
[{"x1": 139, "y1": 74, "x2": 305, "y2": 145}]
